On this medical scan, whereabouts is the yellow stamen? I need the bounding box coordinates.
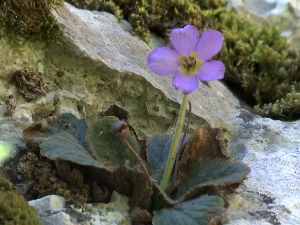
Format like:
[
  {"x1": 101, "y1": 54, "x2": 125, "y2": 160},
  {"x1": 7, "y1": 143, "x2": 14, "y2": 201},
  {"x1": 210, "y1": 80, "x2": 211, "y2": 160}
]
[
  {"x1": 179, "y1": 52, "x2": 203, "y2": 76},
  {"x1": 180, "y1": 55, "x2": 186, "y2": 61},
  {"x1": 190, "y1": 52, "x2": 197, "y2": 59}
]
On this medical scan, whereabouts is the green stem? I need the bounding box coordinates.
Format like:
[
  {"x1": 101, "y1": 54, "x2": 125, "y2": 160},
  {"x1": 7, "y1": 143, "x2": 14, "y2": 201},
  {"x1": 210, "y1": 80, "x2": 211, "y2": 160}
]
[{"x1": 160, "y1": 94, "x2": 189, "y2": 190}]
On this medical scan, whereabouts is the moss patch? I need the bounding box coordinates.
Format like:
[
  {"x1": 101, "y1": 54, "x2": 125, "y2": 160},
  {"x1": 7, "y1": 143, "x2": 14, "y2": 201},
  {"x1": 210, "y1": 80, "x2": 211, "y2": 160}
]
[
  {"x1": 0, "y1": 0, "x2": 64, "y2": 47},
  {"x1": 0, "y1": 176, "x2": 42, "y2": 225},
  {"x1": 210, "y1": 10, "x2": 300, "y2": 120}
]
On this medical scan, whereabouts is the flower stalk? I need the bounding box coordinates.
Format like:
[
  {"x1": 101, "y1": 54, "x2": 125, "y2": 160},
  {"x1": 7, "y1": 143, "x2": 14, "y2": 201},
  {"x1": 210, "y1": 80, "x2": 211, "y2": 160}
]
[
  {"x1": 110, "y1": 120, "x2": 153, "y2": 185},
  {"x1": 160, "y1": 94, "x2": 189, "y2": 190},
  {"x1": 123, "y1": 139, "x2": 153, "y2": 185}
]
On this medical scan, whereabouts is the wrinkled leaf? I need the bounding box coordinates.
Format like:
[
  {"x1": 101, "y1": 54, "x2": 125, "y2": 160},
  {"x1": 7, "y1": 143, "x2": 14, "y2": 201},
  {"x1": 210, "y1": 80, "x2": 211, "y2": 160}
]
[
  {"x1": 24, "y1": 113, "x2": 89, "y2": 152},
  {"x1": 41, "y1": 131, "x2": 107, "y2": 170},
  {"x1": 88, "y1": 117, "x2": 139, "y2": 167},
  {"x1": 153, "y1": 195, "x2": 225, "y2": 225},
  {"x1": 148, "y1": 135, "x2": 172, "y2": 183},
  {"x1": 177, "y1": 159, "x2": 250, "y2": 201},
  {"x1": 178, "y1": 127, "x2": 232, "y2": 181},
  {"x1": 148, "y1": 135, "x2": 189, "y2": 183},
  {"x1": 151, "y1": 182, "x2": 177, "y2": 211},
  {"x1": 40, "y1": 131, "x2": 115, "y2": 198}
]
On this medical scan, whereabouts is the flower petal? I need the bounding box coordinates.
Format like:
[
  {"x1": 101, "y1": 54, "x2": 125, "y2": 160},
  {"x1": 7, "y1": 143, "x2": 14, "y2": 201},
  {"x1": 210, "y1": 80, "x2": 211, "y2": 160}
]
[
  {"x1": 172, "y1": 71, "x2": 199, "y2": 95},
  {"x1": 170, "y1": 25, "x2": 199, "y2": 57},
  {"x1": 196, "y1": 30, "x2": 224, "y2": 62},
  {"x1": 147, "y1": 47, "x2": 181, "y2": 75},
  {"x1": 195, "y1": 60, "x2": 225, "y2": 82}
]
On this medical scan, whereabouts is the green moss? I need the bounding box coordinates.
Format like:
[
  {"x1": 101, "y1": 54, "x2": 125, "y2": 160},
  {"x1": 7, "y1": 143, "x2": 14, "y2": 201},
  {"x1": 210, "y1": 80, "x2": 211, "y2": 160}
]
[
  {"x1": 0, "y1": 176, "x2": 42, "y2": 225},
  {"x1": 66, "y1": 0, "x2": 226, "y2": 43},
  {"x1": 0, "y1": 0, "x2": 65, "y2": 47},
  {"x1": 0, "y1": 176, "x2": 13, "y2": 191},
  {"x1": 254, "y1": 92, "x2": 300, "y2": 120}
]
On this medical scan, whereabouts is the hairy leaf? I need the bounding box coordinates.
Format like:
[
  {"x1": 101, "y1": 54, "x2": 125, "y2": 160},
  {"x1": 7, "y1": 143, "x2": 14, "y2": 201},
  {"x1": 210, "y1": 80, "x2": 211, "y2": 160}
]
[
  {"x1": 178, "y1": 127, "x2": 231, "y2": 181},
  {"x1": 148, "y1": 135, "x2": 173, "y2": 183},
  {"x1": 41, "y1": 131, "x2": 103, "y2": 168},
  {"x1": 153, "y1": 195, "x2": 225, "y2": 225},
  {"x1": 88, "y1": 117, "x2": 139, "y2": 167},
  {"x1": 23, "y1": 113, "x2": 89, "y2": 152},
  {"x1": 40, "y1": 131, "x2": 113, "y2": 184},
  {"x1": 148, "y1": 134, "x2": 189, "y2": 183},
  {"x1": 177, "y1": 159, "x2": 250, "y2": 201},
  {"x1": 151, "y1": 183, "x2": 177, "y2": 211}
]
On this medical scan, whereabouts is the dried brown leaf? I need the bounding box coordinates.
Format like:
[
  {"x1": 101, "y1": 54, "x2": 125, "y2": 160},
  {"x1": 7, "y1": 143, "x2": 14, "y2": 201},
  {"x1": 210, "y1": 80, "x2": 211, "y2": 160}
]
[
  {"x1": 93, "y1": 180, "x2": 110, "y2": 203},
  {"x1": 110, "y1": 166, "x2": 153, "y2": 209},
  {"x1": 178, "y1": 127, "x2": 232, "y2": 181},
  {"x1": 131, "y1": 207, "x2": 153, "y2": 223}
]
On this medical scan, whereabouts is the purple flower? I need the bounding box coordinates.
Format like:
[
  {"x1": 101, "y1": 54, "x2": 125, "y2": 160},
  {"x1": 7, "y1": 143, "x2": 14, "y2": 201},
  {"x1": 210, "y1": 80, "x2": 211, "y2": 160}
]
[{"x1": 147, "y1": 25, "x2": 225, "y2": 94}]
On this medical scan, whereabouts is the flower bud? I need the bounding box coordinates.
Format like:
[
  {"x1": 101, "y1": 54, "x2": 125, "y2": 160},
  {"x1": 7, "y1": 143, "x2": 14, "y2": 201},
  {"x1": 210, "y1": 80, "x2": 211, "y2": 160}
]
[{"x1": 110, "y1": 120, "x2": 130, "y2": 142}]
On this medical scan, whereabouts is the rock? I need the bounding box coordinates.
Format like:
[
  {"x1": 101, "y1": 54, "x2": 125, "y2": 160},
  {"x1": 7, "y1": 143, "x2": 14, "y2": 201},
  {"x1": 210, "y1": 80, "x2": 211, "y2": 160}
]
[
  {"x1": 291, "y1": 0, "x2": 300, "y2": 17},
  {"x1": 50, "y1": 3, "x2": 241, "y2": 138},
  {"x1": 0, "y1": 1, "x2": 241, "y2": 146},
  {"x1": 28, "y1": 192, "x2": 131, "y2": 225},
  {"x1": 227, "y1": 0, "x2": 300, "y2": 50},
  {"x1": 223, "y1": 112, "x2": 300, "y2": 225},
  {"x1": 74, "y1": 191, "x2": 131, "y2": 225},
  {"x1": 40, "y1": 212, "x2": 72, "y2": 225},
  {"x1": 29, "y1": 195, "x2": 74, "y2": 225},
  {"x1": 28, "y1": 195, "x2": 66, "y2": 215},
  {"x1": 149, "y1": 33, "x2": 166, "y2": 50}
]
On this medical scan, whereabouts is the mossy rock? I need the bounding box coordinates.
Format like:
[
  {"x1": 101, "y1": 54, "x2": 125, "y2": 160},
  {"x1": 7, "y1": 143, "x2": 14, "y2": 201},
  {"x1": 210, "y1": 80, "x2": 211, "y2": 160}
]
[
  {"x1": 2, "y1": 0, "x2": 298, "y2": 119},
  {"x1": 66, "y1": 0, "x2": 300, "y2": 120},
  {"x1": 0, "y1": 0, "x2": 64, "y2": 47},
  {"x1": 0, "y1": 176, "x2": 42, "y2": 225}
]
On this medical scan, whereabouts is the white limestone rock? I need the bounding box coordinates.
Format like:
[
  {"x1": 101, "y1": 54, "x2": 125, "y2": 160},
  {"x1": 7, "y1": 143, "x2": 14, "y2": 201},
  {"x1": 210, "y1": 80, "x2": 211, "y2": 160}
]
[
  {"x1": 28, "y1": 192, "x2": 131, "y2": 225},
  {"x1": 28, "y1": 195, "x2": 66, "y2": 216}
]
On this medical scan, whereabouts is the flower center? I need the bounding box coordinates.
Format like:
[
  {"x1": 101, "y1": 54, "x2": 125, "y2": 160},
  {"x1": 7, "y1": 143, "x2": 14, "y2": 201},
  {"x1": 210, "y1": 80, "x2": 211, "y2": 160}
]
[{"x1": 179, "y1": 52, "x2": 202, "y2": 75}]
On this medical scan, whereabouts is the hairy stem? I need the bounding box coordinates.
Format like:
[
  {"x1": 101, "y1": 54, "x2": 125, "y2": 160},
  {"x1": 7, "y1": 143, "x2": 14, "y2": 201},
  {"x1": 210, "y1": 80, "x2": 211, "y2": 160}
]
[
  {"x1": 124, "y1": 140, "x2": 152, "y2": 185},
  {"x1": 172, "y1": 100, "x2": 192, "y2": 184},
  {"x1": 160, "y1": 94, "x2": 189, "y2": 190}
]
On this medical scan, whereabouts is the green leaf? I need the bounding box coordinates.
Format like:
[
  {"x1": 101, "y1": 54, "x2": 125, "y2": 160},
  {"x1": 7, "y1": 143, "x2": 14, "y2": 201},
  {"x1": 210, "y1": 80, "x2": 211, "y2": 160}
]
[
  {"x1": 153, "y1": 196, "x2": 225, "y2": 225},
  {"x1": 88, "y1": 117, "x2": 139, "y2": 167},
  {"x1": 48, "y1": 113, "x2": 89, "y2": 151},
  {"x1": 40, "y1": 131, "x2": 153, "y2": 208},
  {"x1": 177, "y1": 159, "x2": 250, "y2": 201},
  {"x1": 148, "y1": 135, "x2": 189, "y2": 183},
  {"x1": 40, "y1": 131, "x2": 105, "y2": 169},
  {"x1": 177, "y1": 127, "x2": 232, "y2": 182},
  {"x1": 148, "y1": 135, "x2": 173, "y2": 183},
  {"x1": 151, "y1": 183, "x2": 177, "y2": 211},
  {"x1": 24, "y1": 113, "x2": 89, "y2": 152}
]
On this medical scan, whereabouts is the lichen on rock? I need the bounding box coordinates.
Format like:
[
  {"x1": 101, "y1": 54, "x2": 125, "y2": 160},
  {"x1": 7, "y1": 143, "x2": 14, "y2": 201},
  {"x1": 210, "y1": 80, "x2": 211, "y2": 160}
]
[
  {"x1": 12, "y1": 70, "x2": 46, "y2": 101},
  {"x1": 4, "y1": 95, "x2": 16, "y2": 116}
]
